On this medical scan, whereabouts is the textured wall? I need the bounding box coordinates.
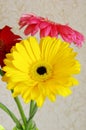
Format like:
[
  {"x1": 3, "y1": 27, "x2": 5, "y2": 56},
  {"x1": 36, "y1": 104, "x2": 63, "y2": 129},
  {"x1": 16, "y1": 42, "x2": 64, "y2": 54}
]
[{"x1": 0, "y1": 0, "x2": 86, "y2": 130}]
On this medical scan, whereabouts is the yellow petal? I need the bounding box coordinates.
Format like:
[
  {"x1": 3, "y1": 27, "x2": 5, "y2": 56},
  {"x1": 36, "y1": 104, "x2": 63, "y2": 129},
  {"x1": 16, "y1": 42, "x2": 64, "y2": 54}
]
[
  {"x1": 47, "y1": 93, "x2": 56, "y2": 102},
  {"x1": 12, "y1": 51, "x2": 29, "y2": 72},
  {"x1": 36, "y1": 95, "x2": 45, "y2": 107},
  {"x1": 28, "y1": 37, "x2": 41, "y2": 60},
  {"x1": 15, "y1": 42, "x2": 32, "y2": 64},
  {"x1": 57, "y1": 86, "x2": 72, "y2": 97},
  {"x1": 40, "y1": 37, "x2": 62, "y2": 64}
]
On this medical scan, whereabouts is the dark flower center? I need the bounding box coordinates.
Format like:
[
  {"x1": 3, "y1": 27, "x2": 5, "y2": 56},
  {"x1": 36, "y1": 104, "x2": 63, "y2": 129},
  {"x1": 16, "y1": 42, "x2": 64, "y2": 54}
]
[{"x1": 37, "y1": 66, "x2": 47, "y2": 75}]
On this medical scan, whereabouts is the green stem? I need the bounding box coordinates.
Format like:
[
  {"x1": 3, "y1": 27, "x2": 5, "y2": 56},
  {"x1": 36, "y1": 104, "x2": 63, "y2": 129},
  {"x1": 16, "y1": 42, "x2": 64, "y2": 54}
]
[
  {"x1": 0, "y1": 69, "x2": 26, "y2": 129},
  {"x1": 26, "y1": 100, "x2": 38, "y2": 130},
  {"x1": 29, "y1": 100, "x2": 38, "y2": 120},
  {"x1": 0, "y1": 103, "x2": 22, "y2": 129},
  {"x1": 14, "y1": 97, "x2": 27, "y2": 126}
]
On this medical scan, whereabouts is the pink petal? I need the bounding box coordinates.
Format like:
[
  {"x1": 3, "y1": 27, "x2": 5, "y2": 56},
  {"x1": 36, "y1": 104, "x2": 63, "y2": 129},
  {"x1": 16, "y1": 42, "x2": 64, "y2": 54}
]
[
  {"x1": 61, "y1": 34, "x2": 73, "y2": 43},
  {"x1": 19, "y1": 22, "x2": 27, "y2": 29},
  {"x1": 57, "y1": 25, "x2": 74, "y2": 35},
  {"x1": 39, "y1": 21, "x2": 49, "y2": 29},
  {"x1": 50, "y1": 25, "x2": 58, "y2": 37},
  {"x1": 40, "y1": 25, "x2": 51, "y2": 37},
  {"x1": 31, "y1": 24, "x2": 39, "y2": 35},
  {"x1": 24, "y1": 24, "x2": 39, "y2": 35},
  {"x1": 74, "y1": 30, "x2": 85, "y2": 47},
  {"x1": 19, "y1": 15, "x2": 32, "y2": 26},
  {"x1": 19, "y1": 14, "x2": 40, "y2": 27},
  {"x1": 24, "y1": 24, "x2": 34, "y2": 35},
  {"x1": 57, "y1": 24, "x2": 76, "y2": 43},
  {"x1": 29, "y1": 17, "x2": 40, "y2": 24}
]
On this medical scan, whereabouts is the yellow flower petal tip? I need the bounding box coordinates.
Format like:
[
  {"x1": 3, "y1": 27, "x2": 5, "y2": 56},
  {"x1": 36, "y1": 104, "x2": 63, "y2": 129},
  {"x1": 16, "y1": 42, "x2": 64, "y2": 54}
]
[{"x1": 2, "y1": 36, "x2": 81, "y2": 107}]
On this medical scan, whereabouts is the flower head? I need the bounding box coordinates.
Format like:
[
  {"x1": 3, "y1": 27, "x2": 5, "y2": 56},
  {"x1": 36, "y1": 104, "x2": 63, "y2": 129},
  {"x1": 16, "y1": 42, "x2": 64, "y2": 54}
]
[
  {"x1": 19, "y1": 14, "x2": 85, "y2": 47},
  {"x1": 2, "y1": 36, "x2": 80, "y2": 107},
  {"x1": 0, "y1": 26, "x2": 21, "y2": 67}
]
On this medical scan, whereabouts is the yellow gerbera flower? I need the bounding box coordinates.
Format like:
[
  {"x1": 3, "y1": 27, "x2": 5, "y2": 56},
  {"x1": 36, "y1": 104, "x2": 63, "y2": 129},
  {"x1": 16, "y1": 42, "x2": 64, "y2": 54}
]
[{"x1": 2, "y1": 36, "x2": 80, "y2": 107}]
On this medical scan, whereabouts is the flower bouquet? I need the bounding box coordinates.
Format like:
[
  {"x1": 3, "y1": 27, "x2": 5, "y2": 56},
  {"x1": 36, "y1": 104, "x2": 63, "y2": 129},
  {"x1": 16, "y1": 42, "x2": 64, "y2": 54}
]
[{"x1": 0, "y1": 14, "x2": 85, "y2": 130}]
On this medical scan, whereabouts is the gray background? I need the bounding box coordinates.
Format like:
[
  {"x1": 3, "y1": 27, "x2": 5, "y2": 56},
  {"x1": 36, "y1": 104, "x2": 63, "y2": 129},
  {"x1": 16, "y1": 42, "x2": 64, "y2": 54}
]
[{"x1": 0, "y1": 0, "x2": 86, "y2": 130}]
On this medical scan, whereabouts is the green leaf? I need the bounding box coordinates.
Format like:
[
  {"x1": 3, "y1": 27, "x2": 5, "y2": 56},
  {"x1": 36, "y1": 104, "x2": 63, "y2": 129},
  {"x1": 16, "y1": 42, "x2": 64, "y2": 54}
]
[
  {"x1": 0, "y1": 69, "x2": 4, "y2": 76},
  {"x1": 0, "y1": 103, "x2": 22, "y2": 129}
]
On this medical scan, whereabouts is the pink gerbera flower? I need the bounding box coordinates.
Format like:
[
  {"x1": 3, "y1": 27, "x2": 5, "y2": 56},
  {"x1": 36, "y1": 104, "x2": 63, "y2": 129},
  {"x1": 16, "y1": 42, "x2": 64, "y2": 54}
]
[{"x1": 19, "y1": 13, "x2": 85, "y2": 47}]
